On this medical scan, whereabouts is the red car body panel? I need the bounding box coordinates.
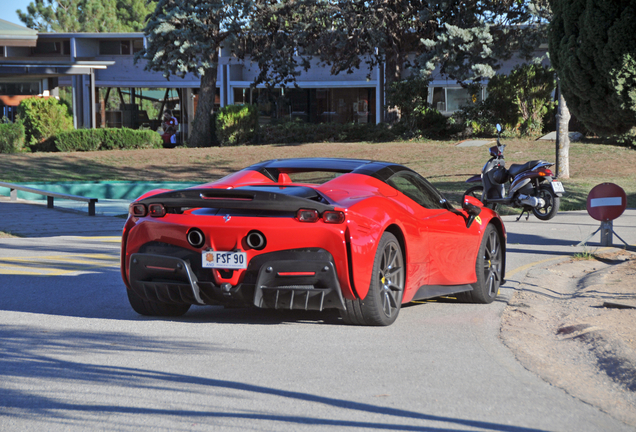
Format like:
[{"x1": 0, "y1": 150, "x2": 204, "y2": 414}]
[{"x1": 120, "y1": 158, "x2": 505, "y2": 317}]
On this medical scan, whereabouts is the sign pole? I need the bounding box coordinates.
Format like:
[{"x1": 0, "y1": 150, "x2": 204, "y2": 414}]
[{"x1": 600, "y1": 221, "x2": 613, "y2": 247}]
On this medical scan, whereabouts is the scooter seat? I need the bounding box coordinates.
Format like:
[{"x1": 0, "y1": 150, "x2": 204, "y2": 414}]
[{"x1": 508, "y1": 160, "x2": 542, "y2": 177}]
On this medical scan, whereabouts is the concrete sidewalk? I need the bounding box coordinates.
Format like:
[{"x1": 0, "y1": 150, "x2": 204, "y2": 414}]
[{"x1": 0, "y1": 197, "x2": 126, "y2": 237}]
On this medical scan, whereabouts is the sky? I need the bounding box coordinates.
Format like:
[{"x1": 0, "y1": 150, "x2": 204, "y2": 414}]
[{"x1": 1, "y1": 0, "x2": 33, "y2": 27}]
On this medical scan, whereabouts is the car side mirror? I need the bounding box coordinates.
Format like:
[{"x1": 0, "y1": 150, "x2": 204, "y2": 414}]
[{"x1": 462, "y1": 196, "x2": 482, "y2": 228}]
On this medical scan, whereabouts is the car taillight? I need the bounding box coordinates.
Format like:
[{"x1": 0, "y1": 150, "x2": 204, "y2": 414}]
[
  {"x1": 148, "y1": 203, "x2": 166, "y2": 217},
  {"x1": 322, "y1": 210, "x2": 345, "y2": 224},
  {"x1": 296, "y1": 209, "x2": 346, "y2": 223},
  {"x1": 129, "y1": 203, "x2": 147, "y2": 217},
  {"x1": 296, "y1": 209, "x2": 320, "y2": 222}
]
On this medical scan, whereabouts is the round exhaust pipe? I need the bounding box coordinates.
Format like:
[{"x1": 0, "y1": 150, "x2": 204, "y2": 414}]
[
  {"x1": 187, "y1": 228, "x2": 205, "y2": 248},
  {"x1": 246, "y1": 230, "x2": 266, "y2": 250}
]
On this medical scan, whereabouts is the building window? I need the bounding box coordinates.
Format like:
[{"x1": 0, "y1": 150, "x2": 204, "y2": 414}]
[
  {"x1": 32, "y1": 41, "x2": 62, "y2": 55},
  {"x1": 132, "y1": 39, "x2": 144, "y2": 54},
  {"x1": 99, "y1": 40, "x2": 133, "y2": 55},
  {"x1": 0, "y1": 82, "x2": 40, "y2": 95},
  {"x1": 430, "y1": 86, "x2": 483, "y2": 113},
  {"x1": 246, "y1": 87, "x2": 374, "y2": 124}
]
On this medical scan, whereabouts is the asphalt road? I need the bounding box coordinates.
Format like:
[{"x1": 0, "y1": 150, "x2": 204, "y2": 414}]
[{"x1": 1, "y1": 200, "x2": 635, "y2": 431}]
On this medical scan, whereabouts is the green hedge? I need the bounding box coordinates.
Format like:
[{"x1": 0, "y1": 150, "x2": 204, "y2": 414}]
[
  {"x1": 215, "y1": 104, "x2": 259, "y2": 146},
  {"x1": 0, "y1": 120, "x2": 26, "y2": 153},
  {"x1": 54, "y1": 128, "x2": 162, "y2": 152},
  {"x1": 18, "y1": 97, "x2": 73, "y2": 146},
  {"x1": 259, "y1": 121, "x2": 396, "y2": 144}
]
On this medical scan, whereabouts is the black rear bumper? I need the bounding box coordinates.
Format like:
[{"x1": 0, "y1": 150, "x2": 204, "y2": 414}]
[{"x1": 127, "y1": 247, "x2": 346, "y2": 311}]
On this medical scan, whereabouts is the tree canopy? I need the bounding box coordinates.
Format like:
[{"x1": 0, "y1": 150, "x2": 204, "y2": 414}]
[
  {"x1": 17, "y1": 0, "x2": 155, "y2": 32},
  {"x1": 548, "y1": 0, "x2": 636, "y2": 136},
  {"x1": 240, "y1": 0, "x2": 548, "y2": 91},
  {"x1": 138, "y1": 0, "x2": 252, "y2": 147}
]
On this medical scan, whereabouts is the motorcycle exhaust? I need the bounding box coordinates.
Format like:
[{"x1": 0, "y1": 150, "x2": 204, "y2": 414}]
[{"x1": 517, "y1": 195, "x2": 545, "y2": 208}]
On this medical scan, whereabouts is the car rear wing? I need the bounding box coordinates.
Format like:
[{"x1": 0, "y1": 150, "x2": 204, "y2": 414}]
[{"x1": 135, "y1": 187, "x2": 336, "y2": 213}]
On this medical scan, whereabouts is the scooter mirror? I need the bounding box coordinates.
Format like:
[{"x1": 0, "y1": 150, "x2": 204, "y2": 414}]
[{"x1": 496, "y1": 124, "x2": 502, "y2": 133}]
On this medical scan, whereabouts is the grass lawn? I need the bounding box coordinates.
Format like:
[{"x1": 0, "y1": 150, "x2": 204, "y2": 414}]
[{"x1": 1, "y1": 138, "x2": 635, "y2": 212}]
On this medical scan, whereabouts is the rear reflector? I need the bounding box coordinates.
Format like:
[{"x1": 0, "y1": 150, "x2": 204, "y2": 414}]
[
  {"x1": 148, "y1": 203, "x2": 166, "y2": 217},
  {"x1": 277, "y1": 272, "x2": 316, "y2": 277}
]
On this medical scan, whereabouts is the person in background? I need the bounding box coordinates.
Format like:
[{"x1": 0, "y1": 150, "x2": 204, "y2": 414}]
[{"x1": 161, "y1": 110, "x2": 179, "y2": 145}]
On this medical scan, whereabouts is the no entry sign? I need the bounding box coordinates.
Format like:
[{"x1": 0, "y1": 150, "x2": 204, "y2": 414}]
[{"x1": 586, "y1": 183, "x2": 627, "y2": 221}]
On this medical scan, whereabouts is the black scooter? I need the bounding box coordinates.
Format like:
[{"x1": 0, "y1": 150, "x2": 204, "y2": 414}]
[{"x1": 463, "y1": 124, "x2": 565, "y2": 221}]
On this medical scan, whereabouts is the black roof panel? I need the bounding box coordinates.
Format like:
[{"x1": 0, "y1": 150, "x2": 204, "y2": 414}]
[{"x1": 246, "y1": 158, "x2": 414, "y2": 183}]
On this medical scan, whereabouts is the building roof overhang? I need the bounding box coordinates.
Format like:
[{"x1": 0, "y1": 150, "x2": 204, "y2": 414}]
[
  {"x1": 0, "y1": 18, "x2": 38, "y2": 47},
  {"x1": 0, "y1": 58, "x2": 115, "y2": 79},
  {"x1": 37, "y1": 32, "x2": 144, "y2": 39}
]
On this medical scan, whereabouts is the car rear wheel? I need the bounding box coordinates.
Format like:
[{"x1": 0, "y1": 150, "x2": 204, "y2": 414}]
[
  {"x1": 340, "y1": 232, "x2": 404, "y2": 326},
  {"x1": 126, "y1": 288, "x2": 191, "y2": 317},
  {"x1": 458, "y1": 224, "x2": 502, "y2": 304}
]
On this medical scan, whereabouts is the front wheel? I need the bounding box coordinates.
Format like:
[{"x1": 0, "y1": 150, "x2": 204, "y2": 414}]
[
  {"x1": 463, "y1": 185, "x2": 498, "y2": 211},
  {"x1": 340, "y1": 232, "x2": 405, "y2": 326},
  {"x1": 532, "y1": 185, "x2": 560, "y2": 221}
]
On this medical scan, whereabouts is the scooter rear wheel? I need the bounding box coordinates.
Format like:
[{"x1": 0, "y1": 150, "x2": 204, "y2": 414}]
[
  {"x1": 532, "y1": 185, "x2": 560, "y2": 220},
  {"x1": 462, "y1": 186, "x2": 498, "y2": 211}
]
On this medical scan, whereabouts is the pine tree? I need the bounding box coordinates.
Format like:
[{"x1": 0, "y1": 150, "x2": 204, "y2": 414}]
[
  {"x1": 17, "y1": 0, "x2": 156, "y2": 32},
  {"x1": 549, "y1": 0, "x2": 636, "y2": 136}
]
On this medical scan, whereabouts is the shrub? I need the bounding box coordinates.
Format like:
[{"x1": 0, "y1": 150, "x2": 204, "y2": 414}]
[
  {"x1": 0, "y1": 119, "x2": 26, "y2": 153},
  {"x1": 258, "y1": 121, "x2": 396, "y2": 144},
  {"x1": 453, "y1": 101, "x2": 498, "y2": 137},
  {"x1": 54, "y1": 128, "x2": 162, "y2": 152},
  {"x1": 413, "y1": 107, "x2": 450, "y2": 139},
  {"x1": 386, "y1": 76, "x2": 430, "y2": 131},
  {"x1": 18, "y1": 97, "x2": 73, "y2": 146},
  {"x1": 215, "y1": 104, "x2": 259, "y2": 146}
]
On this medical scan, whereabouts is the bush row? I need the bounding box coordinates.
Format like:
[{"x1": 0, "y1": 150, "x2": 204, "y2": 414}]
[
  {"x1": 258, "y1": 121, "x2": 396, "y2": 144},
  {"x1": 54, "y1": 128, "x2": 163, "y2": 151}
]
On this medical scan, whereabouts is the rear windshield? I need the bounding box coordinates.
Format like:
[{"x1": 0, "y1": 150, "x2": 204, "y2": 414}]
[{"x1": 285, "y1": 171, "x2": 343, "y2": 184}]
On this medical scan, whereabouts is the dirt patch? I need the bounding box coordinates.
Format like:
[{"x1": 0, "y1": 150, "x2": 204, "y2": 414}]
[{"x1": 501, "y1": 249, "x2": 636, "y2": 426}]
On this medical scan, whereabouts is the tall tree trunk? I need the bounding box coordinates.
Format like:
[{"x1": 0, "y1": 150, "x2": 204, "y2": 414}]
[
  {"x1": 189, "y1": 53, "x2": 219, "y2": 147},
  {"x1": 555, "y1": 78, "x2": 571, "y2": 179},
  {"x1": 384, "y1": 47, "x2": 403, "y2": 123}
]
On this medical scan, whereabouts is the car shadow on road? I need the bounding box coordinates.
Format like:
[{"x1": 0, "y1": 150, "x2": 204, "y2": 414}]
[
  {"x1": 0, "y1": 267, "x2": 346, "y2": 325},
  {"x1": 0, "y1": 325, "x2": 550, "y2": 432}
]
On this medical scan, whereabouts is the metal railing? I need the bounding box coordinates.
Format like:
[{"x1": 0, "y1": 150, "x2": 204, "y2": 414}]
[{"x1": 0, "y1": 182, "x2": 98, "y2": 216}]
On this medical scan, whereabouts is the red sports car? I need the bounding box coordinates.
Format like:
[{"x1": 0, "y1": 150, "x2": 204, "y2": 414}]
[{"x1": 121, "y1": 158, "x2": 506, "y2": 326}]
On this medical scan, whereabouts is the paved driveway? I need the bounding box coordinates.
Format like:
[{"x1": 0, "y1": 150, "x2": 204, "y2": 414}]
[{"x1": 1, "y1": 201, "x2": 634, "y2": 431}]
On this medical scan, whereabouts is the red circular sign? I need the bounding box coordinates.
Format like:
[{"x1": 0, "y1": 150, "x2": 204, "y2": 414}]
[{"x1": 586, "y1": 183, "x2": 627, "y2": 221}]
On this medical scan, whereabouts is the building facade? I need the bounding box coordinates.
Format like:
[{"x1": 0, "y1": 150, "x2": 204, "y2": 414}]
[{"x1": 1, "y1": 20, "x2": 545, "y2": 139}]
